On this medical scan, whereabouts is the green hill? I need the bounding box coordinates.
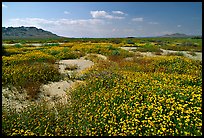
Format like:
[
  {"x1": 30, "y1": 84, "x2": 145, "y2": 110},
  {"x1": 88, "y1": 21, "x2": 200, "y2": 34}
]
[{"x1": 2, "y1": 26, "x2": 62, "y2": 39}]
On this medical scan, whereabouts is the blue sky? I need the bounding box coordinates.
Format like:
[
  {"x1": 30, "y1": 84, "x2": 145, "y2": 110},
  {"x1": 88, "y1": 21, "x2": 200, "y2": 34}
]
[{"x1": 2, "y1": 2, "x2": 202, "y2": 38}]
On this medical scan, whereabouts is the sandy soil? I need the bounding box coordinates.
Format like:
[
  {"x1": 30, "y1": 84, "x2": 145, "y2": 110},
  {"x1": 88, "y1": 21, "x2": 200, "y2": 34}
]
[
  {"x1": 2, "y1": 87, "x2": 32, "y2": 112},
  {"x1": 38, "y1": 58, "x2": 94, "y2": 108},
  {"x1": 58, "y1": 58, "x2": 94, "y2": 74},
  {"x1": 121, "y1": 46, "x2": 202, "y2": 61},
  {"x1": 160, "y1": 49, "x2": 202, "y2": 61},
  {"x1": 83, "y1": 53, "x2": 108, "y2": 60},
  {"x1": 120, "y1": 46, "x2": 138, "y2": 51}
]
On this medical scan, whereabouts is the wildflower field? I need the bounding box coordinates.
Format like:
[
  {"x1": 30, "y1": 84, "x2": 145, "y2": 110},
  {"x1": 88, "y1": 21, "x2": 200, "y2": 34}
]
[{"x1": 2, "y1": 37, "x2": 202, "y2": 136}]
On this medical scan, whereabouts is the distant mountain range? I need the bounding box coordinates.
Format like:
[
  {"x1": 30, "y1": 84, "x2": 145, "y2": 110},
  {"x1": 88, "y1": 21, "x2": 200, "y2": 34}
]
[
  {"x1": 160, "y1": 33, "x2": 196, "y2": 38},
  {"x1": 2, "y1": 26, "x2": 62, "y2": 39},
  {"x1": 126, "y1": 33, "x2": 201, "y2": 38},
  {"x1": 2, "y1": 27, "x2": 201, "y2": 39}
]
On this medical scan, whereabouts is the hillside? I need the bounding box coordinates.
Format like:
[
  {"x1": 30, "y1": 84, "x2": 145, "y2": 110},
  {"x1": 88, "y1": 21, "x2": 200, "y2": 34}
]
[{"x1": 2, "y1": 26, "x2": 62, "y2": 39}]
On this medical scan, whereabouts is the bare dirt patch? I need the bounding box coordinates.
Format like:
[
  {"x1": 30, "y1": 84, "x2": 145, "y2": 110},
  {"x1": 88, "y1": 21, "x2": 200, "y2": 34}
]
[
  {"x1": 121, "y1": 46, "x2": 202, "y2": 61},
  {"x1": 160, "y1": 49, "x2": 202, "y2": 61}
]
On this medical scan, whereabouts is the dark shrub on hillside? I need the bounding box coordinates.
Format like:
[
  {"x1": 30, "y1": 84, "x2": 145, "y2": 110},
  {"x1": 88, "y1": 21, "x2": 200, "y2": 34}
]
[{"x1": 126, "y1": 39, "x2": 135, "y2": 44}]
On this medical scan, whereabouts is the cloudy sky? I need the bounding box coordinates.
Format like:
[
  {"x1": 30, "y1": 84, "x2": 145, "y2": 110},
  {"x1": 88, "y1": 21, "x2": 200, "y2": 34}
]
[{"x1": 2, "y1": 2, "x2": 202, "y2": 38}]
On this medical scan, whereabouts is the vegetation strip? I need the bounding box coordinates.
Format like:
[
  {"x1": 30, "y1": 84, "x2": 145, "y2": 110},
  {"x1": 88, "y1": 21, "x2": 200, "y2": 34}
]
[{"x1": 2, "y1": 38, "x2": 202, "y2": 136}]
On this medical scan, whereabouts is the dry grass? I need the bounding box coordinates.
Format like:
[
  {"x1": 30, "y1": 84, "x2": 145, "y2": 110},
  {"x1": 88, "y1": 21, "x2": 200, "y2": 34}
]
[
  {"x1": 108, "y1": 55, "x2": 124, "y2": 64},
  {"x1": 65, "y1": 64, "x2": 79, "y2": 71},
  {"x1": 134, "y1": 52, "x2": 144, "y2": 57},
  {"x1": 154, "y1": 51, "x2": 163, "y2": 55},
  {"x1": 188, "y1": 51, "x2": 197, "y2": 56},
  {"x1": 24, "y1": 81, "x2": 42, "y2": 100}
]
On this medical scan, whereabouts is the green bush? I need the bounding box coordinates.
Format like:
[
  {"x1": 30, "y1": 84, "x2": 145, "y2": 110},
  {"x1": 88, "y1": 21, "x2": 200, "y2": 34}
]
[
  {"x1": 50, "y1": 50, "x2": 60, "y2": 56},
  {"x1": 108, "y1": 45, "x2": 117, "y2": 50},
  {"x1": 126, "y1": 39, "x2": 135, "y2": 44},
  {"x1": 112, "y1": 50, "x2": 120, "y2": 55},
  {"x1": 111, "y1": 39, "x2": 121, "y2": 44},
  {"x1": 14, "y1": 44, "x2": 23, "y2": 48}
]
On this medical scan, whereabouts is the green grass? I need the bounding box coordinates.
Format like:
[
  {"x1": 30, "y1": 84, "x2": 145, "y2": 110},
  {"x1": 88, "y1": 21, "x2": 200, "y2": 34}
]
[{"x1": 136, "y1": 44, "x2": 162, "y2": 53}]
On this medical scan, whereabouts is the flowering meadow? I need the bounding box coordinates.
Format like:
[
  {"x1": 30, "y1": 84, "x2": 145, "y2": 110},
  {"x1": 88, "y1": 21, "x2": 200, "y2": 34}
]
[{"x1": 2, "y1": 38, "x2": 202, "y2": 136}]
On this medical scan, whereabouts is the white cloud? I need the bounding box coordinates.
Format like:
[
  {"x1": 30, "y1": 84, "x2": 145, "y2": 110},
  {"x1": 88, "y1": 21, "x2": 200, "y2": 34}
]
[
  {"x1": 7, "y1": 18, "x2": 58, "y2": 27},
  {"x1": 112, "y1": 11, "x2": 125, "y2": 15},
  {"x1": 148, "y1": 22, "x2": 159, "y2": 25},
  {"x1": 2, "y1": 4, "x2": 8, "y2": 8},
  {"x1": 4, "y1": 18, "x2": 107, "y2": 37},
  {"x1": 4, "y1": 17, "x2": 170, "y2": 38},
  {"x1": 90, "y1": 10, "x2": 125, "y2": 19},
  {"x1": 177, "y1": 25, "x2": 182, "y2": 27},
  {"x1": 90, "y1": 11, "x2": 107, "y2": 18},
  {"x1": 7, "y1": 18, "x2": 105, "y2": 27},
  {"x1": 132, "y1": 17, "x2": 143, "y2": 22},
  {"x1": 64, "y1": 11, "x2": 70, "y2": 14}
]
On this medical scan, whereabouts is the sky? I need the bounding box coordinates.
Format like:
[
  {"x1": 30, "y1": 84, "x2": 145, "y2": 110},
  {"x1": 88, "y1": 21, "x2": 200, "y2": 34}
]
[{"x1": 2, "y1": 2, "x2": 202, "y2": 38}]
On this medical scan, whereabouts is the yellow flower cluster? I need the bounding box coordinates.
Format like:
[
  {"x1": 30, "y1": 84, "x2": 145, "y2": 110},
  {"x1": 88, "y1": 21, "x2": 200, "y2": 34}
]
[
  {"x1": 68, "y1": 43, "x2": 131, "y2": 57},
  {"x1": 68, "y1": 56, "x2": 202, "y2": 136},
  {"x1": 75, "y1": 74, "x2": 200, "y2": 135},
  {"x1": 45, "y1": 46, "x2": 64, "y2": 52},
  {"x1": 136, "y1": 43, "x2": 146, "y2": 46},
  {"x1": 2, "y1": 50, "x2": 55, "y2": 66},
  {"x1": 10, "y1": 129, "x2": 35, "y2": 136}
]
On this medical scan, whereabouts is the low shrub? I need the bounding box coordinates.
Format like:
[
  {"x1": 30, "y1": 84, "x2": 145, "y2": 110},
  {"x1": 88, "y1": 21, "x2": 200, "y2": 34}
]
[
  {"x1": 166, "y1": 52, "x2": 184, "y2": 56},
  {"x1": 14, "y1": 43, "x2": 23, "y2": 48},
  {"x1": 137, "y1": 44, "x2": 162, "y2": 53}
]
